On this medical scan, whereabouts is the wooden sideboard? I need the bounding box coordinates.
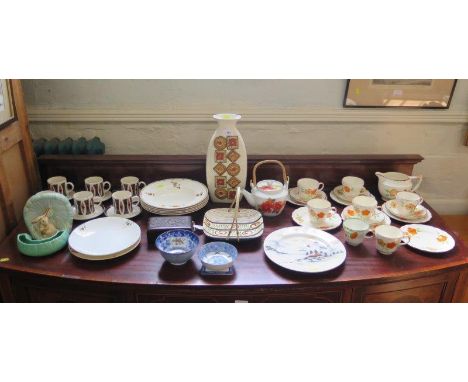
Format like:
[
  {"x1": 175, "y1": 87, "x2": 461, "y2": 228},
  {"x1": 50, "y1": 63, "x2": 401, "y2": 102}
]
[{"x1": 0, "y1": 154, "x2": 466, "y2": 303}]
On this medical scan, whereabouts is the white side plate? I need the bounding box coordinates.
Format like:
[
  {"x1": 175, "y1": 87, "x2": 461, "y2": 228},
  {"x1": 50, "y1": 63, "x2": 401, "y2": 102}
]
[{"x1": 400, "y1": 224, "x2": 455, "y2": 253}]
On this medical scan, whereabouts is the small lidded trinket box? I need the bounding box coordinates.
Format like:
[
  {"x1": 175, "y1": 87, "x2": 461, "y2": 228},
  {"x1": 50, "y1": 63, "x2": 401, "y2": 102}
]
[{"x1": 147, "y1": 216, "x2": 194, "y2": 246}]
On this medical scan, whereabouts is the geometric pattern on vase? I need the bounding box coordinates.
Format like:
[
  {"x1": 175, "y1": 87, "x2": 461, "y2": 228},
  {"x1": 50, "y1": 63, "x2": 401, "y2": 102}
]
[{"x1": 213, "y1": 163, "x2": 227, "y2": 176}]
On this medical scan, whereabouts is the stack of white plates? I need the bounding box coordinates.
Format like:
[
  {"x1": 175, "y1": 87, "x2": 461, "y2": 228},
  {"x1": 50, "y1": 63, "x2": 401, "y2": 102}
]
[
  {"x1": 140, "y1": 178, "x2": 209, "y2": 215},
  {"x1": 68, "y1": 217, "x2": 141, "y2": 261}
]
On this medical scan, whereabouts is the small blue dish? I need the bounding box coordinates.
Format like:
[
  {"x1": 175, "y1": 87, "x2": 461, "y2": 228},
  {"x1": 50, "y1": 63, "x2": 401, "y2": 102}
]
[
  {"x1": 156, "y1": 229, "x2": 199, "y2": 265},
  {"x1": 198, "y1": 242, "x2": 238, "y2": 272}
]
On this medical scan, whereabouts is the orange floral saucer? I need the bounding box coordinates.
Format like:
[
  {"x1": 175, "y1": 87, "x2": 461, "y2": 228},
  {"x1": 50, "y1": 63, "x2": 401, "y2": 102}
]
[
  {"x1": 340, "y1": 205, "x2": 390, "y2": 229},
  {"x1": 288, "y1": 187, "x2": 327, "y2": 206},
  {"x1": 383, "y1": 201, "x2": 432, "y2": 224},
  {"x1": 329, "y1": 185, "x2": 373, "y2": 206},
  {"x1": 292, "y1": 207, "x2": 342, "y2": 231},
  {"x1": 401, "y1": 224, "x2": 455, "y2": 253}
]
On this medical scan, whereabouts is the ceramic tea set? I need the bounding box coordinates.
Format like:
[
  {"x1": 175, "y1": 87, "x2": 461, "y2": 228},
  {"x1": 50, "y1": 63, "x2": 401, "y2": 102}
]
[
  {"x1": 46, "y1": 175, "x2": 146, "y2": 220},
  {"x1": 284, "y1": 169, "x2": 452, "y2": 259},
  {"x1": 17, "y1": 157, "x2": 455, "y2": 277},
  {"x1": 242, "y1": 160, "x2": 289, "y2": 216}
]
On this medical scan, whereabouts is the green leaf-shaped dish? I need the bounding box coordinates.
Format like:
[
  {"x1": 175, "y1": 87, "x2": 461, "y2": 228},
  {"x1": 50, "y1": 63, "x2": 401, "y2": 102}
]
[{"x1": 17, "y1": 230, "x2": 69, "y2": 257}]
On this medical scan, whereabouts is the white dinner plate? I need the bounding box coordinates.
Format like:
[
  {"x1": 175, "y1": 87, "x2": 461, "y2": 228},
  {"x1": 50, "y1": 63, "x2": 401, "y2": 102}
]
[
  {"x1": 400, "y1": 224, "x2": 455, "y2": 253},
  {"x1": 68, "y1": 217, "x2": 141, "y2": 258},
  {"x1": 69, "y1": 238, "x2": 141, "y2": 261},
  {"x1": 141, "y1": 195, "x2": 208, "y2": 211},
  {"x1": 140, "y1": 178, "x2": 208, "y2": 210},
  {"x1": 141, "y1": 197, "x2": 208, "y2": 215},
  {"x1": 264, "y1": 226, "x2": 346, "y2": 273}
]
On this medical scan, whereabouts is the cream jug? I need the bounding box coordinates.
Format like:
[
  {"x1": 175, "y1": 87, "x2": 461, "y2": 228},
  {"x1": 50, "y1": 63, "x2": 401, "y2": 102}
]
[
  {"x1": 375, "y1": 171, "x2": 423, "y2": 200},
  {"x1": 242, "y1": 160, "x2": 289, "y2": 217}
]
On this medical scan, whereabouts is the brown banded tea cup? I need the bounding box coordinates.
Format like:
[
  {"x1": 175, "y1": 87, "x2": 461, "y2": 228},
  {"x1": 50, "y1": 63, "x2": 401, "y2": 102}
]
[
  {"x1": 112, "y1": 190, "x2": 140, "y2": 216},
  {"x1": 73, "y1": 191, "x2": 102, "y2": 217}
]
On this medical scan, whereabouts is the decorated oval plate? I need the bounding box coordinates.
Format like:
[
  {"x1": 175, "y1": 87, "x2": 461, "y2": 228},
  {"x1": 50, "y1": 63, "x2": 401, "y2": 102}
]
[{"x1": 263, "y1": 226, "x2": 346, "y2": 273}]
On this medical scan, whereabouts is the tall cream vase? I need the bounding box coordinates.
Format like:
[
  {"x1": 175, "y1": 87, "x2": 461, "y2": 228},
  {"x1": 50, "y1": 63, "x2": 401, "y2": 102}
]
[{"x1": 206, "y1": 113, "x2": 247, "y2": 203}]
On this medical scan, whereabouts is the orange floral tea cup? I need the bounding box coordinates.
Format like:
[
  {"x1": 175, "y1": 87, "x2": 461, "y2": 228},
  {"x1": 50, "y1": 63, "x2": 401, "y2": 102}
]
[
  {"x1": 375, "y1": 225, "x2": 410, "y2": 255},
  {"x1": 307, "y1": 198, "x2": 336, "y2": 223},
  {"x1": 297, "y1": 178, "x2": 324, "y2": 202},
  {"x1": 352, "y1": 195, "x2": 381, "y2": 220},
  {"x1": 342, "y1": 176, "x2": 364, "y2": 200},
  {"x1": 343, "y1": 218, "x2": 374, "y2": 246},
  {"x1": 394, "y1": 191, "x2": 424, "y2": 218}
]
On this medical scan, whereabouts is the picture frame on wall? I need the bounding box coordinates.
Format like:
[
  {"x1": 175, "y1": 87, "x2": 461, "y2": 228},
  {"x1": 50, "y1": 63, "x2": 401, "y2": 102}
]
[
  {"x1": 0, "y1": 79, "x2": 15, "y2": 129},
  {"x1": 343, "y1": 79, "x2": 457, "y2": 109}
]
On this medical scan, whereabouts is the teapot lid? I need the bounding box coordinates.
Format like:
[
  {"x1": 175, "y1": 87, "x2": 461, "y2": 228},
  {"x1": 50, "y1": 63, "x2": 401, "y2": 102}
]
[{"x1": 256, "y1": 180, "x2": 284, "y2": 194}]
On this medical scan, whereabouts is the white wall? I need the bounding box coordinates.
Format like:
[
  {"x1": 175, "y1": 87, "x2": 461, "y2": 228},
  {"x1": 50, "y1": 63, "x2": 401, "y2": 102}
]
[{"x1": 22, "y1": 80, "x2": 468, "y2": 214}]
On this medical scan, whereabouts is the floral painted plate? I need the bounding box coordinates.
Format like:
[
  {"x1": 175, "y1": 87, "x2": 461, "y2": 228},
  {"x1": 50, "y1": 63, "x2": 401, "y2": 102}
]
[
  {"x1": 263, "y1": 226, "x2": 346, "y2": 273},
  {"x1": 288, "y1": 187, "x2": 327, "y2": 206},
  {"x1": 400, "y1": 224, "x2": 455, "y2": 253},
  {"x1": 292, "y1": 207, "x2": 342, "y2": 231}
]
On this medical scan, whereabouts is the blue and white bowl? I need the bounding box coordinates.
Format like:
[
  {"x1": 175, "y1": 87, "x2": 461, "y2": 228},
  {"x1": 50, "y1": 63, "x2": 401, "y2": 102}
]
[
  {"x1": 156, "y1": 229, "x2": 199, "y2": 265},
  {"x1": 198, "y1": 241, "x2": 238, "y2": 272}
]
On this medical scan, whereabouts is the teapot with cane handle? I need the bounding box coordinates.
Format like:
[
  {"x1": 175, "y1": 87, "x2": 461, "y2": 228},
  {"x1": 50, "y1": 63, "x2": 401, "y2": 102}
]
[
  {"x1": 375, "y1": 171, "x2": 423, "y2": 200},
  {"x1": 242, "y1": 160, "x2": 289, "y2": 216}
]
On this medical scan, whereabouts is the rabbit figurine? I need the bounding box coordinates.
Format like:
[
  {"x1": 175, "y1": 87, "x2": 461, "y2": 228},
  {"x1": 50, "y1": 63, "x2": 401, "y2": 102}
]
[{"x1": 31, "y1": 208, "x2": 58, "y2": 238}]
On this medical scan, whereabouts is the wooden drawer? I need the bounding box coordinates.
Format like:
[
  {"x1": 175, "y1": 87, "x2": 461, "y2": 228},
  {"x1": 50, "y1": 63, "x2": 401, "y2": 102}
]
[
  {"x1": 137, "y1": 287, "x2": 350, "y2": 303},
  {"x1": 23, "y1": 285, "x2": 119, "y2": 302},
  {"x1": 9, "y1": 276, "x2": 123, "y2": 302},
  {"x1": 137, "y1": 294, "x2": 229, "y2": 303},
  {"x1": 247, "y1": 289, "x2": 349, "y2": 303},
  {"x1": 352, "y1": 272, "x2": 459, "y2": 303}
]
